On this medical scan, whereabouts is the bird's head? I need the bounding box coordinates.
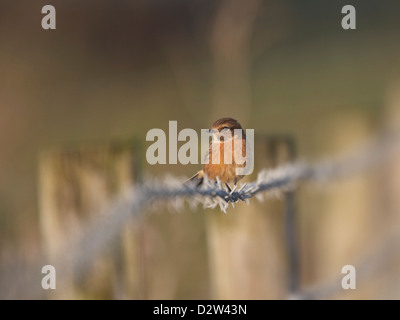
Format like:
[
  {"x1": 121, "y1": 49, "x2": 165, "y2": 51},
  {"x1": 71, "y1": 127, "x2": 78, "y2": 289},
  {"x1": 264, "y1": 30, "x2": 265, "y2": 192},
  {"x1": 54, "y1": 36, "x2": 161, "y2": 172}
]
[
  {"x1": 210, "y1": 118, "x2": 244, "y2": 141},
  {"x1": 211, "y1": 117, "x2": 243, "y2": 133}
]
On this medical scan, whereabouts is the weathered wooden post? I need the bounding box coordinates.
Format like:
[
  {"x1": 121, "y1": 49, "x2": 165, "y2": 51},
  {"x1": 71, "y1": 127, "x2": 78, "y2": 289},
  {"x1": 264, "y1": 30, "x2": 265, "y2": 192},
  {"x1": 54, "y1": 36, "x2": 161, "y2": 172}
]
[
  {"x1": 39, "y1": 143, "x2": 142, "y2": 299},
  {"x1": 205, "y1": 135, "x2": 296, "y2": 299}
]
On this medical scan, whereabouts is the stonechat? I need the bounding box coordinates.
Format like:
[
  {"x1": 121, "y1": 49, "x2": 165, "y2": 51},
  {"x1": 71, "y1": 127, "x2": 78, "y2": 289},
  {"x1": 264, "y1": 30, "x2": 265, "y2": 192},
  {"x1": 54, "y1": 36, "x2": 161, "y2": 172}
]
[{"x1": 188, "y1": 117, "x2": 247, "y2": 188}]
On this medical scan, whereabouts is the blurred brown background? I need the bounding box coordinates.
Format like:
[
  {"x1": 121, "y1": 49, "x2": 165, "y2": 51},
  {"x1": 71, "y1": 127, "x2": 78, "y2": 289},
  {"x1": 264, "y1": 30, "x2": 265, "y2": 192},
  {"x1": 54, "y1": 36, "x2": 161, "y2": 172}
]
[{"x1": 1, "y1": 0, "x2": 400, "y2": 299}]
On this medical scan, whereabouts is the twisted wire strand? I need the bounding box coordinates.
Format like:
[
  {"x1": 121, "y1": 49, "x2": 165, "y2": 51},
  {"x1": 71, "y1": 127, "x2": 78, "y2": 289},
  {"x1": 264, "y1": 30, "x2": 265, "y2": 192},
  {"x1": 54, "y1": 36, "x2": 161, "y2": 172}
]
[
  {"x1": 57, "y1": 132, "x2": 400, "y2": 281},
  {"x1": 139, "y1": 131, "x2": 400, "y2": 212},
  {"x1": 2, "y1": 131, "x2": 400, "y2": 299}
]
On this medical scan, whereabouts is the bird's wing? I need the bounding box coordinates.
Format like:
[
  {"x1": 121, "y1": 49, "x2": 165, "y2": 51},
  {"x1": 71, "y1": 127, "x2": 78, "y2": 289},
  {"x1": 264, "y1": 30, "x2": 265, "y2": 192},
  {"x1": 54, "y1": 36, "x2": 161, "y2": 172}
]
[{"x1": 184, "y1": 170, "x2": 204, "y2": 187}]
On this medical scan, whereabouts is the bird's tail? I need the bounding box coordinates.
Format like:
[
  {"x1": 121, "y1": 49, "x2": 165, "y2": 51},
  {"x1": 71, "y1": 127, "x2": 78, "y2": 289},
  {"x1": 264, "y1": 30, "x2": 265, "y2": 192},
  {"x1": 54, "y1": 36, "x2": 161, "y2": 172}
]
[{"x1": 184, "y1": 170, "x2": 204, "y2": 187}]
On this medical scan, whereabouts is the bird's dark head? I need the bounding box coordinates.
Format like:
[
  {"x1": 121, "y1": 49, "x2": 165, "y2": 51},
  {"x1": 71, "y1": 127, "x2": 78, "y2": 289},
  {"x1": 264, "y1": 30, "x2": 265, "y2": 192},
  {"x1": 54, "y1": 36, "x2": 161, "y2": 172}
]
[{"x1": 211, "y1": 118, "x2": 243, "y2": 132}]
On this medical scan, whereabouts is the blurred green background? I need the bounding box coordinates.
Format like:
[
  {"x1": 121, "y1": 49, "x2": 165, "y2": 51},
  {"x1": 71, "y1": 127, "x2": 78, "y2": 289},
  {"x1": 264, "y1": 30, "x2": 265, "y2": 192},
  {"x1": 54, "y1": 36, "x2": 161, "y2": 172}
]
[{"x1": 1, "y1": 0, "x2": 400, "y2": 299}]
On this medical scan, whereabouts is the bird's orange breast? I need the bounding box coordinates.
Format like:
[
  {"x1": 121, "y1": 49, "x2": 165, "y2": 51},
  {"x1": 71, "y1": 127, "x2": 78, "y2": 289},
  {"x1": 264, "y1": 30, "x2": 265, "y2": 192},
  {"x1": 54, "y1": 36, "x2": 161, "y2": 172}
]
[{"x1": 203, "y1": 138, "x2": 246, "y2": 183}]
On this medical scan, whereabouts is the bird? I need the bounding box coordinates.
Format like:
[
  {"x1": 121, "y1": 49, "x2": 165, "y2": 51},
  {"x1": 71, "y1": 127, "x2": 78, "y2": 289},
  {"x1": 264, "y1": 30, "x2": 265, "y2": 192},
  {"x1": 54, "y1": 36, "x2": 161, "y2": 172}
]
[{"x1": 187, "y1": 117, "x2": 247, "y2": 189}]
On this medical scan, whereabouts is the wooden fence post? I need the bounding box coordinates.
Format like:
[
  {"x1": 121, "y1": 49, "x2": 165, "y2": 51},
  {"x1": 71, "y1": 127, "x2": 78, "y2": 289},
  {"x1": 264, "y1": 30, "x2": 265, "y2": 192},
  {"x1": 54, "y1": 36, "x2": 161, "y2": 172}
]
[
  {"x1": 39, "y1": 143, "x2": 142, "y2": 299},
  {"x1": 205, "y1": 135, "x2": 296, "y2": 299}
]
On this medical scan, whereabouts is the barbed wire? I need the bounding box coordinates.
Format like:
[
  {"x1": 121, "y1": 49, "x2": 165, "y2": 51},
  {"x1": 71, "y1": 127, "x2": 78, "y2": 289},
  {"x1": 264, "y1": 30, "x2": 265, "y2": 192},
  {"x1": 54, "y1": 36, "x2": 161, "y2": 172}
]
[
  {"x1": 2, "y1": 131, "x2": 400, "y2": 299},
  {"x1": 139, "y1": 131, "x2": 400, "y2": 212},
  {"x1": 64, "y1": 131, "x2": 400, "y2": 285}
]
